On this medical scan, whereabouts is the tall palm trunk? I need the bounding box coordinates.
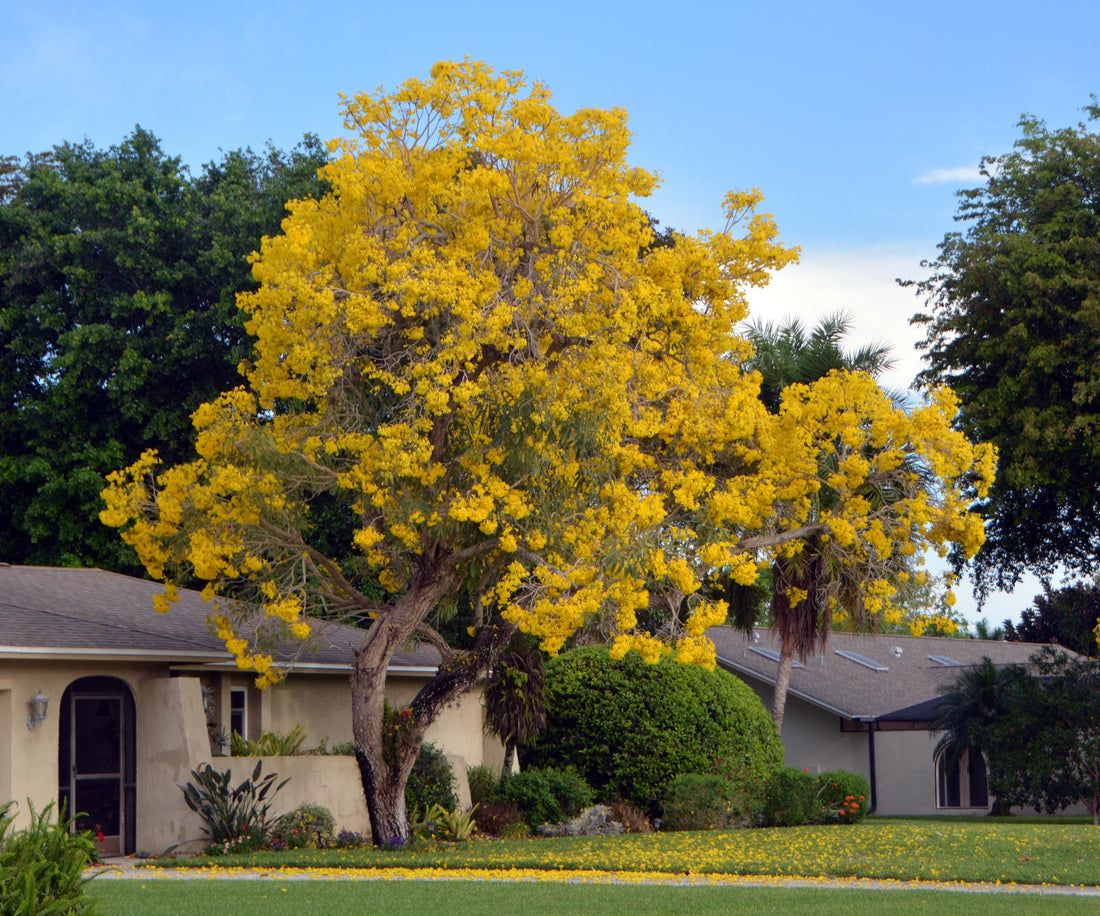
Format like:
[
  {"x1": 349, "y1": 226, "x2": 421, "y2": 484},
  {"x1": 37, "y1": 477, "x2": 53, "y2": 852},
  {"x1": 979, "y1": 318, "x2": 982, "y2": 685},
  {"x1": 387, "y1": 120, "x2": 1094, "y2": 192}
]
[{"x1": 772, "y1": 643, "x2": 795, "y2": 734}]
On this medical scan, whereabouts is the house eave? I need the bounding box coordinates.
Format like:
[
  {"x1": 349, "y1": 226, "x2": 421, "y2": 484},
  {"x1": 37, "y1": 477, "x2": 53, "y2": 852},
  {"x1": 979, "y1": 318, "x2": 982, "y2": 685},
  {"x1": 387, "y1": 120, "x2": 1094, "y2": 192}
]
[{"x1": 0, "y1": 645, "x2": 226, "y2": 663}]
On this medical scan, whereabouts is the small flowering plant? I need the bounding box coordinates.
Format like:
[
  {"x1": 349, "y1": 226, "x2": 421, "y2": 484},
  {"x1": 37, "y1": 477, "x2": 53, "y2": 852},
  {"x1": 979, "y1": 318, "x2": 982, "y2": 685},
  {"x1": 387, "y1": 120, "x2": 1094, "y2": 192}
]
[{"x1": 815, "y1": 770, "x2": 871, "y2": 824}]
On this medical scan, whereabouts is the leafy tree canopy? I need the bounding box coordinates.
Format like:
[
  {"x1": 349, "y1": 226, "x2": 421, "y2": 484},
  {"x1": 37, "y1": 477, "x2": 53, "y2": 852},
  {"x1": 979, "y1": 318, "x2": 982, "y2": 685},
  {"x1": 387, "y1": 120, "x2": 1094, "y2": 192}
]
[
  {"x1": 1004, "y1": 580, "x2": 1100, "y2": 657},
  {"x1": 0, "y1": 129, "x2": 328, "y2": 570},
  {"x1": 983, "y1": 648, "x2": 1100, "y2": 824},
  {"x1": 99, "y1": 60, "x2": 994, "y2": 842},
  {"x1": 911, "y1": 100, "x2": 1100, "y2": 594}
]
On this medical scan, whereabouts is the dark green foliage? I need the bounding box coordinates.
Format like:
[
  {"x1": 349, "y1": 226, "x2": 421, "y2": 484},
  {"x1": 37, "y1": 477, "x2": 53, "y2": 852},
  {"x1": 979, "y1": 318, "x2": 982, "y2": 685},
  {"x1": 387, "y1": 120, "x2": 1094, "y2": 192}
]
[
  {"x1": 405, "y1": 742, "x2": 457, "y2": 814},
  {"x1": 270, "y1": 804, "x2": 336, "y2": 849},
  {"x1": 815, "y1": 770, "x2": 870, "y2": 824},
  {"x1": 984, "y1": 648, "x2": 1100, "y2": 824},
  {"x1": 930, "y1": 656, "x2": 1029, "y2": 813},
  {"x1": 470, "y1": 801, "x2": 527, "y2": 837},
  {"x1": 0, "y1": 800, "x2": 99, "y2": 915},
  {"x1": 660, "y1": 774, "x2": 745, "y2": 831},
  {"x1": 498, "y1": 766, "x2": 594, "y2": 829},
  {"x1": 483, "y1": 642, "x2": 548, "y2": 779},
  {"x1": 179, "y1": 760, "x2": 288, "y2": 851},
  {"x1": 0, "y1": 129, "x2": 327, "y2": 571},
  {"x1": 911, "y1": 102, "x2": 1100, "y2": 591},
  {"x1": 527, "y1": 646, "x2": 782, "y2": 811},
  {"x1": 1004, "y1": 582, "x2": 1100, "y2": 657},
  {"x1": 466, "y1": 764, "x2": 499, "y2": 806},
  {"x1": 762, "y1": 767, "x2": 818, "y2": 827}
]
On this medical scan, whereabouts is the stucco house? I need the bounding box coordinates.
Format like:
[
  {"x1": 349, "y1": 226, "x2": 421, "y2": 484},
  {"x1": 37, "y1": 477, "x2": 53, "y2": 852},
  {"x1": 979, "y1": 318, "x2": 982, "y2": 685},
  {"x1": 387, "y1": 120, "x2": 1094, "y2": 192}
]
[
  {"x1": 707, "y1": 625, "x2": 1050, "y2": 816},
  {"x1": 0, "y1": 565, "x2": 501, "y2": 855}
]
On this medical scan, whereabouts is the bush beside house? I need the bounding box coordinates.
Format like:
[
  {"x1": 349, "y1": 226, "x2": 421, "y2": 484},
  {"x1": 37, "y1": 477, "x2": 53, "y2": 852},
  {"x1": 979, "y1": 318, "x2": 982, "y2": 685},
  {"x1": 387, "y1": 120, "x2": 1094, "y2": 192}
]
[{"x1": 525, "y1": 646, "x2": 783, "y2": 813}]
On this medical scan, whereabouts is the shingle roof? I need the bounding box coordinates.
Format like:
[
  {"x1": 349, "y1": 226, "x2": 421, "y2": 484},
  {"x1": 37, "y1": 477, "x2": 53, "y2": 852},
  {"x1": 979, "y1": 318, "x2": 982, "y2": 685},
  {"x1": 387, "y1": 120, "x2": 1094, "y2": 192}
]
[
  {"x1": 707, "y1": 625, "x2": 1051, "y2": 721},
  {"x1": 0, "y1": 565, "x2": 439, "y2": 672}
]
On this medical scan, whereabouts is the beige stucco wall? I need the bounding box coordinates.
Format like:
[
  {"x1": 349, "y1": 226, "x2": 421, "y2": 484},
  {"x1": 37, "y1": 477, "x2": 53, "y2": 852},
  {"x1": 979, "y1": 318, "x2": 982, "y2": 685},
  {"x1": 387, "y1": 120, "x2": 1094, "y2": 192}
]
[
  {"x1": 2, "y1": 657, "x2": 492, "y2": 851},
  {"x1": 135, "y1": 676, "x2": 212, "y2": 853},
  {"x1": 0, "y1": 659, "x2": 153, "y2": 831},
  {"x1": 233, "y1": 756, "x2": 370, "y2": 838}
]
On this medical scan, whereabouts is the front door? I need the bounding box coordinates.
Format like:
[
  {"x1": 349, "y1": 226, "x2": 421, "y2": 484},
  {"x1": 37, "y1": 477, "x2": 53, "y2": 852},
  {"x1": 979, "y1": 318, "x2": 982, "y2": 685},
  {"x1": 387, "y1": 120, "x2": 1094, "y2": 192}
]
[{"x1": 58, "y1": 677, "x2": 136, "y2": 856}]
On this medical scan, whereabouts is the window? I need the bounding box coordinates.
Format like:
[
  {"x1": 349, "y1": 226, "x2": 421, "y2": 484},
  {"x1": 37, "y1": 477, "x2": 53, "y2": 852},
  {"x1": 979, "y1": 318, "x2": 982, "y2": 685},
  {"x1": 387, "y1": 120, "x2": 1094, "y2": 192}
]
[
  {"x1": 748, "y1": 646, "x2": 804, "y2": 667},
  {"x1": 935, "y1": 747, "x2": 988, "y2": 809},
  {"x1": 230, "y1": 687, "x2": 247, "y2": 740},
  {"x1": 834, "y1": 650, "x2": 888, "y2": 672}
]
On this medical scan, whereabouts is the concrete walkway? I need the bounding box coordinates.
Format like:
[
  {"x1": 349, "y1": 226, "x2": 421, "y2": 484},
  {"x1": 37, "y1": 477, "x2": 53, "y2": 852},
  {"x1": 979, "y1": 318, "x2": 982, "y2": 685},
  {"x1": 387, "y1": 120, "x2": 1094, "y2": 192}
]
[{"x1": 87, "y1": 858, "x2": 1100, "y2": 896}]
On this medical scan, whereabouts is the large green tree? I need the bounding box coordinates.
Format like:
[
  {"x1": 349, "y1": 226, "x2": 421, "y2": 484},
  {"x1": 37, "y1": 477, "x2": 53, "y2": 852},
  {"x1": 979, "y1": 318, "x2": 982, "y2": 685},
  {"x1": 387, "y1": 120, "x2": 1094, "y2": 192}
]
[
  {"x1": 1004, "y1": 581, "x2": 1100, "y2": 657},
  {"x1": 911, "y1": 101, "x2": 1100, "y2": 595},
  {"x1": 983, "y1": 648, "x2": 1100, "y2": 825},
  {"x1": 0, "y1": 129, "x2": 328, "y2": 570}
]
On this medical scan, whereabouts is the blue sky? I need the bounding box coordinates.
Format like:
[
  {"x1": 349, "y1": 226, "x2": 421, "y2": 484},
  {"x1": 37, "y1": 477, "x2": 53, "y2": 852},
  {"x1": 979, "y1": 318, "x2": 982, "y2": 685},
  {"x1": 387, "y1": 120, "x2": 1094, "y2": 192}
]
[{"x1": 4, "y1": 0, "x2": 1099, "y2": 624}]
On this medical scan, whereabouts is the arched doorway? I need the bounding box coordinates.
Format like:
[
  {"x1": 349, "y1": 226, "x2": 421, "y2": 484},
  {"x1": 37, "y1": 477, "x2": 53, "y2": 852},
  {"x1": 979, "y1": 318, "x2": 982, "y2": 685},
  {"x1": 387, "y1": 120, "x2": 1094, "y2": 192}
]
[
  {"x1": 935, "y1": 746, "x2": 989, "y2": 809},
  {"x1": 57, "y1": 677, "x2": 136, "y2": 856}
]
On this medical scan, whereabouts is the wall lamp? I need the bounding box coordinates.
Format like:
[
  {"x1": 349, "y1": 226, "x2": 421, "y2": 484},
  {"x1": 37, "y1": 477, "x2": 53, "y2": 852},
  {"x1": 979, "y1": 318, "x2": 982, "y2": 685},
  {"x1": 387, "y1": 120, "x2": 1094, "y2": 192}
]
[{"x1": 27, "y1": 690, "x2": 49, "y2": 730}]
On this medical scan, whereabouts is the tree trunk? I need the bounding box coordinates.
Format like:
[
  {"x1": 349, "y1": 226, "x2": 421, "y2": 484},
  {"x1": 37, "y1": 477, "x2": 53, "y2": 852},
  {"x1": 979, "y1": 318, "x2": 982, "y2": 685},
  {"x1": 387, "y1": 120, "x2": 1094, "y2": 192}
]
[
  {"x1": 349, "y1": 572, "x2": 517, "y2": 845},
  {"x1": 351, "y1": 638, "x2": 422, "y2": 846},
  {"x1": 772, "y1": 643, "x2": 795, "y2": 734},
  {"x1": 500, "y1": 741, "x2": 516, "y2": 782}
]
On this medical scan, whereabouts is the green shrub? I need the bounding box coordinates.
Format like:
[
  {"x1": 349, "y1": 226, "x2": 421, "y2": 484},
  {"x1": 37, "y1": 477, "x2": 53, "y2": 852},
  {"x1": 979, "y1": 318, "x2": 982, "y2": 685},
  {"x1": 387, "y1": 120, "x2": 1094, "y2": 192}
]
[
  {"x1": 527, "y1": 646, "x2": 782, "y2": 812},
  {"x1": 661, "y1": 773, "x2": 749, "y2": 831},
  {"x1": 270, "y1": 803, "x2": 336, "y2": 849},
  {"x1": 763, "y1": 767, "x2": 818, "y2": 827},
  {"x1": 608, "y1": 799, "x2": 652, "y2": 833},
  {"x1": 405, "y1": 742, "x2": 457, "y2": 814},
  {"x1": 310, "y1": 737, "x2": 355, "y2": 756},
  {"x1": 499, "y1": 766, "x2": 594, "y2": 829},
  {"x1": 414, "y1": 803, "x2": 478, "y2": 842},
  {"x1": 0, "y1": 800, "x2": 99, "y2": 915},
  {"x1": 472, "y1": 800, "x2": 527, "y2": 837},
  {"x1": 466, "y1": 764, "x2": 498, "y2": 806},
  {"x1": 231, "y1": 725, "x2": 307, "y2": 757},
  {"x1": 815, "y1": 769, "x2": 871, "y2": 824},
  {"x1": 179, "y1": 760, "x2": 288, "y2": 851}
]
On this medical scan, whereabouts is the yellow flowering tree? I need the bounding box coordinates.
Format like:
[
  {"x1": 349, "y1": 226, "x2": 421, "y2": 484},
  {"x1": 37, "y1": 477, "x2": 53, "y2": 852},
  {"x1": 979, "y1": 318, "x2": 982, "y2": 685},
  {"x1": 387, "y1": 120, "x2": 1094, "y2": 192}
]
[{"x1": 101, "y1": 60, "x2": 993, "y2": 843}]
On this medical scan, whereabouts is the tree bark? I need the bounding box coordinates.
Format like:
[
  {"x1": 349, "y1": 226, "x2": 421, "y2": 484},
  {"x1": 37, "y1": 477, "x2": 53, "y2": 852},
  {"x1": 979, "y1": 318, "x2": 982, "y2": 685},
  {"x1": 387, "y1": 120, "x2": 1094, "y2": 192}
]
[{"x1": 772, "y1": 643, "x2": 795, "y2": 734}]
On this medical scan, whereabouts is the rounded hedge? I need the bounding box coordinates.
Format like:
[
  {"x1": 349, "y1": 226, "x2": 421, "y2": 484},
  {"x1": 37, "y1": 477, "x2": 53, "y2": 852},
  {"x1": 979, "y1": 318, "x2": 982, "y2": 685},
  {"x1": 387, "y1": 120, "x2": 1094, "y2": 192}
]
[{"x1": 525, "y1": 646, "x2": 782, "y2": 811}]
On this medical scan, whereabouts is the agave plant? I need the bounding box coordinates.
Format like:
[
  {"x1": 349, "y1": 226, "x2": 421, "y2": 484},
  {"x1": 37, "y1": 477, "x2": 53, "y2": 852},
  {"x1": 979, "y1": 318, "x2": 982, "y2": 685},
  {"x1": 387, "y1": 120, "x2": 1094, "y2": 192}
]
[{"x1": 179, "y1": 760, "x2": 289, "y2": 846}]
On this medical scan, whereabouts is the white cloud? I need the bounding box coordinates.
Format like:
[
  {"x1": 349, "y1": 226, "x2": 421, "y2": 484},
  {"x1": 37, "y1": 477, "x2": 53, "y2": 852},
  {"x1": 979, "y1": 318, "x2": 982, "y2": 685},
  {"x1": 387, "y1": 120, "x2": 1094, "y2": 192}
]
[
  {"x1": 914, "y1": 165, "x2": 984, "y2": 185},
  {"x1": 744, "y1": 244, "x2": 931, "y2": 395}
]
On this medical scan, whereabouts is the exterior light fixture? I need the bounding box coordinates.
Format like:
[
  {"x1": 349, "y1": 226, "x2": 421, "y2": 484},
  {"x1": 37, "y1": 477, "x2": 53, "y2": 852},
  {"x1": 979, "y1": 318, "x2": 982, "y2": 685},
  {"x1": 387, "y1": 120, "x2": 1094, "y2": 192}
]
[{"x1": 27, "y1": 690, "x2": 48, "y2": 730}]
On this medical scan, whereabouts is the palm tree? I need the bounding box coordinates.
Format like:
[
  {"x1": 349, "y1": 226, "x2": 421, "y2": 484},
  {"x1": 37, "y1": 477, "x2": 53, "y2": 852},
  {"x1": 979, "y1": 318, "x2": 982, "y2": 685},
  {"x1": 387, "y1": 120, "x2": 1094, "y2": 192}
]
[
  {"x1": 930, "y1": 657, "x2": 1026, "y2": 813},
  {"x1": 482, "y1": 643, "x2": 547, "y2": 781},
  {"x1": 744, "y1": 311, "x2": 899, "y2": 413},
  {"x1": 740, "y1": 311, "x2": 898, "y2": 731}
]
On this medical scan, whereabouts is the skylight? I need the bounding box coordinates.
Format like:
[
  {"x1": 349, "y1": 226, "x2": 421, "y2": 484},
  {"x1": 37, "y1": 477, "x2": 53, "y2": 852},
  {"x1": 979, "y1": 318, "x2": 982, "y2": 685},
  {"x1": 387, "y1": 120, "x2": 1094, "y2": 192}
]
[
  {"x1": 834, "y1": 650, "x2": 888, "y2": 672},
  {"x1": 927, "y1": 655, "x2": 963, "y2": 667},
  {"x1": 748, "y1": 646, "x2": 804, "y2": 668}
]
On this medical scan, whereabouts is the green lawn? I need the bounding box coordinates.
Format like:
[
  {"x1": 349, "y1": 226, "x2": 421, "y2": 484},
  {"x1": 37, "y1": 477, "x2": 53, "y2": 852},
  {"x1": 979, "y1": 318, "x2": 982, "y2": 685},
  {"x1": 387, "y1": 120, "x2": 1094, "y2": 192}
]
[
  {"x1": 150, "y1": 818, "x2": 1100, "y2": 887},
  {"x1": 86, "y1": 879, "x2": 1100, "y2": 916}
]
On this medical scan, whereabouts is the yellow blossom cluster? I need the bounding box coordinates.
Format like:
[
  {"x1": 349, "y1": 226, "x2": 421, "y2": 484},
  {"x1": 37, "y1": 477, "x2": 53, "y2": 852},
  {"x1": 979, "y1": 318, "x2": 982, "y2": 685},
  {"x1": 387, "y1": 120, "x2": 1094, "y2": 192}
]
[{"x1": 99, "y1": 59, "x2": 993, "y2": 684}]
